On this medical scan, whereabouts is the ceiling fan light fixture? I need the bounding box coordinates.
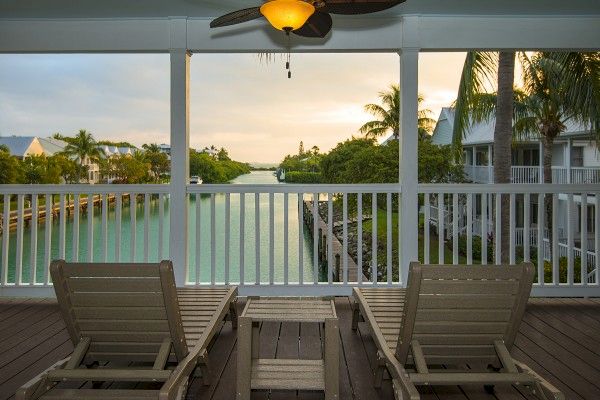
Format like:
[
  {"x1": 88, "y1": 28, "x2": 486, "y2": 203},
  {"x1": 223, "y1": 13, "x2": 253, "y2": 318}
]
[{"x1": 260, "y1": 0, "x2": 315, "y2": 31}]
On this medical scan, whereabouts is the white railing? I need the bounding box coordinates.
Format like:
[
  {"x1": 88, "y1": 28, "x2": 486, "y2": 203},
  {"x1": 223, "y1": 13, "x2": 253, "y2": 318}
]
[
  {"x1": 1, "y1": 183, "x2": 599, "y2": 297},
  {"x1": 185, "y1": 184, "x2": 402, "y2": 295},
  {"x1": 420, "y1": 184, "x2": 600, "y2": 297},
  {"x1": 464, "y1": 165, "x2": 600, "y2": 184},
  {"x1": 0, "y1": 185, "x2": 170, "y2": 295}
]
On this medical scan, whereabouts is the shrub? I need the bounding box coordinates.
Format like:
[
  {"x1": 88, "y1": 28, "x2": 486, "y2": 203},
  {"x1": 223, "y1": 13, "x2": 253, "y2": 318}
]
[{"x1": 285, "y1": 171, "x2": 321, "y2": 183}]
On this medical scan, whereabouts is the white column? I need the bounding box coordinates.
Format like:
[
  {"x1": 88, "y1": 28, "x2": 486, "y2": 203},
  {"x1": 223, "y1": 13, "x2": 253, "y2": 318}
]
[
  {"x1": 538, "y1": 141, "x2": 544, "y2": 183},
  {"x1": 399, "y1": 49, "x2": 419, "y2": 286},
  {"x1": 169, "y1": 47, "x2": 190, "y2": 286},
  {"x1": 566, "y1": 138, "x2": 572, "y2": 183},
  {"x1": 487, "y1": 144, "x2": 493, "y2": 183}
]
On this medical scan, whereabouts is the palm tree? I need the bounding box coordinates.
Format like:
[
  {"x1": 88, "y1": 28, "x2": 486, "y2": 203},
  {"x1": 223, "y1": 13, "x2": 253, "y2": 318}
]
[
  {"x1": 453, "y1": 51, "x2": 600, "y2": 260},
  {"x1": 62, "y1": 129, "x2": 104, "y2": 183},
  {"x1": 451, "y1": 51, "x2": 515, "y2": 261},
  {"x1": 359, "y1": 85, "x2": 436, "y2": 140}
]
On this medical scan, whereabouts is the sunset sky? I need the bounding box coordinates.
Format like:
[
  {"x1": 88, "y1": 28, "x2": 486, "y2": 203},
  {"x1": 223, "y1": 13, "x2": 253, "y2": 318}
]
[{"x1": 0, "y1": 52, "x2": 467, "y2": 163}]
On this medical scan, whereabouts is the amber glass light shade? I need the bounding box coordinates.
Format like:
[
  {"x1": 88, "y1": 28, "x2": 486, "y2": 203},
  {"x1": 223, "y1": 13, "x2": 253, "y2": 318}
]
[{"x1": 260, "y1": 0, "x2": 315, "y2": 31}]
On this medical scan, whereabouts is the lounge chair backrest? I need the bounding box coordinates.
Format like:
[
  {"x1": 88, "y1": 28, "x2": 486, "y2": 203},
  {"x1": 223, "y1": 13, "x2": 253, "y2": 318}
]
[
  {"x1": 395, "y1": 262, "x2": 534, "y2": 366},
  {"x1": 50, "y1": 260, "x2": 188, "y2": 363}
]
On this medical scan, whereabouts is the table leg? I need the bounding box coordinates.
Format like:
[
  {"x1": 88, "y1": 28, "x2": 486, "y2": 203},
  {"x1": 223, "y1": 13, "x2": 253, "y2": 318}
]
[
  {"x1": 236, "y1": 316, "x2": 252, "y2": 400},
  {"x1": 324, "y1": 318, "x2": 339, "y2": 400}
]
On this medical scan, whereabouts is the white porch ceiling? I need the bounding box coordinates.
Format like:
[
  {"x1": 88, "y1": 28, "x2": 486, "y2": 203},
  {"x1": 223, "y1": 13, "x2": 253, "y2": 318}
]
[{"x1": 1, "y1": 0, "x2": 599, "y2": 19}]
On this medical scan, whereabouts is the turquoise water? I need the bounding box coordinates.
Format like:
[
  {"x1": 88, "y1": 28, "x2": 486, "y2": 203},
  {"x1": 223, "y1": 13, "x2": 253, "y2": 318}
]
[{"x1": 1, "y1": 171, "x2": 319, "y2": 284}]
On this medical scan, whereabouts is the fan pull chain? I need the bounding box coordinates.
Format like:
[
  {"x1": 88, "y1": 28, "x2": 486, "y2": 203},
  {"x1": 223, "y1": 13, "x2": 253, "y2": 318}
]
[{"x1": 285, "y1": 30, "x2": 292, "y2": 79}]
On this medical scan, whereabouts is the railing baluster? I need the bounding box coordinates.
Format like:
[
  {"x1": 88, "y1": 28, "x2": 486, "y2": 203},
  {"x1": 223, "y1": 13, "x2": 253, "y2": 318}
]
[
  {"x1": 298, "y1": 193, "x2": 304, "y2": 285},
  {"x1": 211, "y1": 193, "x2": 216, "y2": 285},
  {"x1": 283, "y1": 192, "x2": 288, "y2": 285},
  {"x1": 115, "y1": 194, "x2": 122, "y2": 262},
  {"x1": 452, "y1": 193, "x2": 458, "y2": 265},
  {"x1": 481, "y1": 194, "x2": 488, "y2": 265},
  {"x1": 537, "y1": 193, "x2": 545, "y2": 285},
  {"x1": 567, "y1": 193, "x2": 574, "y2": 285},
  {"x1": 15, "y1": 194, "x2": 24, "y2": 284},
  {"x1": 509, "y1": 193, "x2": 516, "y2": 264},
  {"x1": 327, "y1": 193, "x2": 333, "y2": 284},
  {"x1": 255, "y1": 192, "x2": 260, "y2": 285},
  {"x1": 581, "y1": 193, "x2": 588, "y2": 285},
  {"x1": 438, "y1": 193, "x2": 444, "y2": 264},
  {"x1": 372, "y1": 192, "x2": 377, "y2": 284},
  {"x1": 130, "y1": 193, "x2": 136, "y2": 262},
  {"x1": 313, "y1": 192, "x2": 319, "y2": 284},
  {"x1": 72, "y1": 194, "x2": 80, "y2": 263},
  {"x1": 101, "y1": 194, "x2": 108, "y2": 262},
  {"x1": 524, "y1": 194, "x2": 530, "y2": 262},
  {"x1": 386, "y1": 192, "x2": 392, "y2": 283},
  {"x1": 158, "y1": 193, "x2": 165, "y2": 261},
  {"x1": 1, "y1": 195, "x2": 10, "y2": 285},
  {"x1": 494, "y1": 193, "x2": 501, "y2": 265},
  {"x1": 466, "y1": 193, "x2": 472, "y2": 265},
  {"x1": 595, "y1": 193, "x2": 600, "y2": 285},
  {"x1": 143, "y1": 193, "x2": 150, "y2": 262},
  {"x1": 44, "y1": 194, "x2": 52, "y2": 285},
  {"x1": 424, "y1": 193, "x2": 430, "y2": 264},
  {"x1": 552, "y1": 194, "x2": 559, "y2": 284},
  {"x1": 195, "y1": 193, "x2": 201, "y2": 285},
  {"x1": 59, "y1": 194, "x2": 66, "y2": 260},
  {"x1": 87, "y1": 194, "x2": 94, "y2": 263},
  {"x1": 343, "y1": 192, "x2": 348, "y2": 285},
  {"x1": 240, "y1": 193, "x2": 245, "y2": 284},
  {"x1": 269, "y1": 192, "x2": 275, "y2": 285},
  {"x1": 357, "y1": 192, "x2": 363, "y2": 285},
  {"x1": 29, "y1": 194, "x2": 38, "y2": 284},
  {"x1": 225, "y1": 192, "x2": 231, "y2": 285}
]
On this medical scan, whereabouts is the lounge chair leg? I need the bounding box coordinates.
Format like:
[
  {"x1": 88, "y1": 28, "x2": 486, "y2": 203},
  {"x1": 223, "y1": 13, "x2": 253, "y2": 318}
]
[
  {"x1": 229, "y1": 299, "x2": 238, "y2": 329},
  {"x1": 373, "y1": 350, "x2": 386, "y2": 388},
  {"x1": 196, "y1": 349, "x2": 211, "y2": 386},
  {"x1": 351, "y1": 301, "x2": 360, "y2": 331}
]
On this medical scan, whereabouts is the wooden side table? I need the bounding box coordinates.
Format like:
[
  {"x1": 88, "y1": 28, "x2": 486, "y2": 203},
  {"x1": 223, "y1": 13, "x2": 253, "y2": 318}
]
[{"x1": 236, "y1": 297, "x2": 339, "y2": 400}]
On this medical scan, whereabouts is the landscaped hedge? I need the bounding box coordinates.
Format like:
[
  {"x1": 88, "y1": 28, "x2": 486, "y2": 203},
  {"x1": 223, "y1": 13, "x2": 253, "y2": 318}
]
[{"x1": 285, "y1": 171, "x2": 321, "y2": 183}]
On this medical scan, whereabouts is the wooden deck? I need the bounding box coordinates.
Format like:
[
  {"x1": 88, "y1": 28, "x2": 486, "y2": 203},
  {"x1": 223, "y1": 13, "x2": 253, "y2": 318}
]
[{"x1": 1, "y1": 297, "x2": 599, "y2": 399}]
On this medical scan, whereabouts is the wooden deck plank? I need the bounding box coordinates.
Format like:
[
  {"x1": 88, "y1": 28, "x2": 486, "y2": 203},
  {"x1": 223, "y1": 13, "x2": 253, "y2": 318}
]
[{"x1": 1, "y1": 297, "x2": 599, "y2": 400}]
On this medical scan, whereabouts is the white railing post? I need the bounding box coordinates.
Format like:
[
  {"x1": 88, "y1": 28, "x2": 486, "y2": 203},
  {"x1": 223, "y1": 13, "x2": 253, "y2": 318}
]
[
  {"x1": 398, "y1": 48, "x2": 419, "y2": 285},
  {"x1": 169, "y1": 21, "x2": 190, "y2": 286}
]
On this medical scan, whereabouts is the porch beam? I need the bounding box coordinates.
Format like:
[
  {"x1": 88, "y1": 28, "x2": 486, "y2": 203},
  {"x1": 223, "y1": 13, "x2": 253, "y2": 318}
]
[
  {"x1": 169, "y1": 24, "x2": 190, "y2": 286},
  {"x1": 398, "y1": 48, "x2": 419, "y2": 286},
  {"x1": 1, "y1": 15, "x2": 599, "y2": 53}
]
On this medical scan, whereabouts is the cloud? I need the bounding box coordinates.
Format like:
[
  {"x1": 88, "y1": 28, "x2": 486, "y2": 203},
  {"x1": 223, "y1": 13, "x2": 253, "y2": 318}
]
[{"x1": 0, "y1": 52, "x2": 466, "y2": 163}]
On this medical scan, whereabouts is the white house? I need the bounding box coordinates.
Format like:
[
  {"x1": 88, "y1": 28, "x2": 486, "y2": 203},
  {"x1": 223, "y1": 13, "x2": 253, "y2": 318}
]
[{"x1": 432, "y1": 107, "x2": 600, "y2": 184}]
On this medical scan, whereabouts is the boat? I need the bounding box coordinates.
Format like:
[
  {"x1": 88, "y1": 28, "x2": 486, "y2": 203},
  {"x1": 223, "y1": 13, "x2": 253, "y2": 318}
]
[{"x1": 190, "y1": 175, "x2": 203, "y2": 184}]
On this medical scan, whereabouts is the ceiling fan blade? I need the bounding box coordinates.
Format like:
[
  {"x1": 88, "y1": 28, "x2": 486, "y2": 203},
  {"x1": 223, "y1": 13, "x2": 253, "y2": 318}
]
[
  {"x1": 320, "y1": 0, "x2": 404, "y2": 15},
  {"x1": 292, "y1": 12, "x2": 332, "y2": 38},
  {"x1": 210, "y1": 7, "x2": 263, "y2": 28}
]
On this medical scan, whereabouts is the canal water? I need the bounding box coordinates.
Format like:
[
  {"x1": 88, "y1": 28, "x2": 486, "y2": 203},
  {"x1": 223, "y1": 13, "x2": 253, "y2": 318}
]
[{"x1": 1, "y1": 171, "x2": 319, "y2": 284}]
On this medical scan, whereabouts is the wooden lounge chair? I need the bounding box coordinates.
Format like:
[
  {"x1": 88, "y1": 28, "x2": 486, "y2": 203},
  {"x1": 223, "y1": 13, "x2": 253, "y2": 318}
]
[
  {"x1": 16, "y1": 260, "x2": 238, "y2": 400},
  {"x1": 352, "y1": 262, "x2": 563, "y2": 400}
]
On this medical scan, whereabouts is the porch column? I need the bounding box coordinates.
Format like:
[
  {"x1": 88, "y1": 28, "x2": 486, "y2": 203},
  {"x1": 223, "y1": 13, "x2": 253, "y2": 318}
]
[
  {"x1": 487, "y1": 144, "x2": 493, "y2": 183},
  {"x1": 169, "y1": 45, "x2": 190, "y2": 286},
  {"x1": 566, "y1": 138, "x2": 572, "y2": 183},
  {"x1": 538, "y1": 141, "x2": 544, "y2": 183},
  {"x1": 398, "y1": 48, "x2": 419, "y2": 285}
]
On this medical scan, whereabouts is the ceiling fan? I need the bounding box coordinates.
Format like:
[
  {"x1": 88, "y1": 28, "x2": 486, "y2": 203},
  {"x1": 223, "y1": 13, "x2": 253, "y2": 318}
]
[{"x1": 209, "y1": 0, "x2": 406, "y2": 39}]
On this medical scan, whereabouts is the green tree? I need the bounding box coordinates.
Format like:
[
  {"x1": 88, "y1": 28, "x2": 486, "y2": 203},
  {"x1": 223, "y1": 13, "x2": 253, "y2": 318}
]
[
  {"x1": 142, "y1": 144, "x2": 170, "y2": 181},
  {"x1": 359, "y1": 85, "x2": 435, "y2": 140},
  {"x1": 104, "y1": 155, "x2": 150, "y2": 184},
  {"x1": 61, "y1": 129, "x2": 104, "y2": 183},
  {"x1": 19, "y1": 155, "x2": 61, "y2": 184},
  {"x1": 217, "y1": 147, "x2": 230, "y2": 161},
  {"x1": 0, "y1": 147, "x2": 20, "y2": 184}
]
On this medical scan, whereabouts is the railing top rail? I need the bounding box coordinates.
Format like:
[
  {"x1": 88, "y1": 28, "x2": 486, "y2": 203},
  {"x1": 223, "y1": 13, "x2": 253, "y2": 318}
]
[
  {"x1": 0, "y1": 184, "x2": 171, "y2": 194},
  {"x1": 418, "y1": 183, "x2": 600, "y2": 194},
  {"x1": 186, "y1": 183, "x2": 401, "y2": 194}
]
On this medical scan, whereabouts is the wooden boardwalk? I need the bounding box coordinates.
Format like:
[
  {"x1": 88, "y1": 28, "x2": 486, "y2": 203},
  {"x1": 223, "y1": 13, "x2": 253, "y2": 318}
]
[{"x1": 1, "y1": 297, "x2": 599, "y2": 399}]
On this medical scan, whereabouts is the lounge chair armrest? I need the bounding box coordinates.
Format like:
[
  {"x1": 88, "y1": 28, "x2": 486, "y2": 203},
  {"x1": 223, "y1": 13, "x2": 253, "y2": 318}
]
[
  {"x1": 159, "y1": 343, "x2": 206, "y2": 400},
  {"x1": 383, "y1": 348, "x2": 420, "y2": 400},
  {"x1": 514, "y1": 360, "x2": 565, "y2": 400}
]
